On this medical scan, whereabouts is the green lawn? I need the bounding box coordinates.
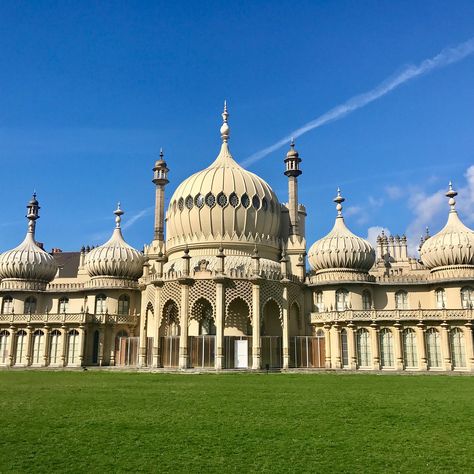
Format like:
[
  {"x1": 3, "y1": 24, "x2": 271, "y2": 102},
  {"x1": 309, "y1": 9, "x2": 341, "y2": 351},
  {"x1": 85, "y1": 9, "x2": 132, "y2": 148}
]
[{"x1": 0, "y1": 371, "x2": 473, "y2": 473}]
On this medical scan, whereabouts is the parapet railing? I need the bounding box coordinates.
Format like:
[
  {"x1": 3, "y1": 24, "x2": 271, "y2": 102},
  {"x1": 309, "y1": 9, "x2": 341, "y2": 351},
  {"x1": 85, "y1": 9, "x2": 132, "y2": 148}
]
[
  {"x1": 311, "y1": 308, "x2": 474, "y2": 324},
  {"x1": 0, "y1": 313, "x2": 139, "y2": 325}
]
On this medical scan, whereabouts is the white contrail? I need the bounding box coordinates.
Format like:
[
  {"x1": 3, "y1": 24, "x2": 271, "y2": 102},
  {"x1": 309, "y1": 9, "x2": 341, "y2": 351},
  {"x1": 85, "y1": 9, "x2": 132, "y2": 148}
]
[{"x1": 242, "y1": 37, "x2": 474, "y2": 167}]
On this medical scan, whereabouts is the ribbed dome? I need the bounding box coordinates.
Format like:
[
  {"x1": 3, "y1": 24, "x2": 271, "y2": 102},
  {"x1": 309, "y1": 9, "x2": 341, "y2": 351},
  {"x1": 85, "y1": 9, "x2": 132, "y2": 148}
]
[
  {"x1": 308, "y1": 190, "x2": 375, "y2": 273},
  {"x1": 165, "y1": 104, "x2": 281, "y2": 255},
  {"x1": 0, "y1": 194, "x2": 57, "y2": 290},
  {"x1": 420, "y1": 184, "x2": 474, "y2": 270},
  {"x1": 85, "y1": 206, "x2": 145, "y2": 281}
]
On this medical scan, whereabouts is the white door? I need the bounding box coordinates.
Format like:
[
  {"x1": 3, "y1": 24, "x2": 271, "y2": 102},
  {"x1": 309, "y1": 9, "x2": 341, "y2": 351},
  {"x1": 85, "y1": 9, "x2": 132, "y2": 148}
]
[{"x1": 235, "y1": 340, "x2": 248, "y2": 368}]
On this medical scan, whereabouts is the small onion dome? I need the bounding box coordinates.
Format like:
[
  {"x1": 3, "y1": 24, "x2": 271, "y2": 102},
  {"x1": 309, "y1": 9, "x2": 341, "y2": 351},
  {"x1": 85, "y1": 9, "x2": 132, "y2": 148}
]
[
  {"x1": 308, "y1": 189, "x2": 375, "y2": 273},
  {"x1": 85, "y1": 204, "x2": 145, "y2": 281},
  {"x1": 420, "y1": 183, "x2": 474, "y2": 270},
  {"x1": 0, "y1": 193, "x2": 57, "y2": 289}
]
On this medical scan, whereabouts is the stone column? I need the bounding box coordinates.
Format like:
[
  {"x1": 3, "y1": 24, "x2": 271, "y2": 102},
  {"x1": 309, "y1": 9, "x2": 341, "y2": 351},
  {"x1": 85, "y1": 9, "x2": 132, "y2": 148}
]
[
  {"x1": 370, "y1": 322, "x2": 380, "y2": 370},
  {"x1": 43, "y1": 326, "x2": 50, "y2": 367},
  {"x1": 440, "y1": 322, "x2": 452, "y2": 371},
  {"x1": 214, "y1": 277, "x2": 225, "y2": 370},
  {"x1": 347, "y1": 323, "x2": 357, "y2": 369},
  {"x1": 154, "y1": 283, "x2": 163, "y2": 368},
  {"x1": 178, "y1": 280, "x2": 190, "y2": 369},
  {"x1": 464, "y1": 322, "x2": 474, "y2": 372},
  {"x1": 323, "y1": 323, "x2": 332, "y2": 369},
  {"x1": 60, "y1": 326, "x2": 68, "y2": 367},
  {"x1": 332, "y1": 323, "x2": 341, "y2": 369},
  {"x1": 251, "y1": 279, "x2": 261, "y2": 369},
  {"x1": 416, "y1": 322, "x2": 427, "y2": 371},
  {"x1": 393, "y1": 322, "x2": 404, "y2": 370},
  {"x1": 138, "y1": 307, "x2": 148, "y2": 367},
  {"x1": 25, "y1": 326, "x2": 33, "y2": 367},
  {"x1": 282, "y1": 285, "x2": 290, "y2": 369},
  {"x1": 78, "y1": 324, "x2": 86, "y2": 367}
]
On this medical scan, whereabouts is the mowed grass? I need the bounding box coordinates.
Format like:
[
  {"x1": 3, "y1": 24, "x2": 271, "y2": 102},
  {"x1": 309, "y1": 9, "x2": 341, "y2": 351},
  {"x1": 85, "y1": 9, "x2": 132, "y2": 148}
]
[{"x1": 0, "y1": 372, "x2": 473, "y2": 473}]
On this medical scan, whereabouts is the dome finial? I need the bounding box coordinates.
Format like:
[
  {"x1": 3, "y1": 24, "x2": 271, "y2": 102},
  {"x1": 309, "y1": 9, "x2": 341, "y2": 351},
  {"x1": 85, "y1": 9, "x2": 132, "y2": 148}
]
[
  {"x1": 333, "y1": 187, "x2": 345, "y2": 217},
  {"x1": 114, "y1": 202, "x2": 124, "y2": 228},
  {"x1": 446, "y1": 181, "x2": 458, "y2": 211},
  {"x1": 159, "y1": 147, "x2": 164, "y2": 160},
  {"x1": 220, "y1": 100, "x2": 230, "y2": 143}
]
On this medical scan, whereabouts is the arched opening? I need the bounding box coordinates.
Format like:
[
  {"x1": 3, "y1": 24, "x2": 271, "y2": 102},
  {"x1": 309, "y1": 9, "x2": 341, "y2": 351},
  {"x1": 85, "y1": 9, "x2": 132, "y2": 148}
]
[
  {"x1": 190, "y1": 298, "x2": 215, "y2": 368},
  {"x1": 261, "y1": 299, "x2": 282, "y2": 369},
  {"x1": 160, "y1": 300, "x2": 180, "y2": 368},
  {"x1": 0, "y1": 330, "x2": 10, "y2": 364},
  {"x1": 426, "y1": 328, "x2": 442, "y2": 369},
  {"x1": 15, "y1": 330, "x2": 27, "y2": 365},
  {"x1": 357, "y1": 328, "x2": 371, "y2": 368},
  {"x1": 314, "y1": 291, "x2": 324, "y2": 312},
  {"x1": 95, "y1": 294, "x2": 107, "y2": 314},
  {"x1": 403, "y1": 328, "x2": 418, "y2": 368},
  {"x1": 1, "y1": 296, "x2": 13, "y2": 314},
  {"x1": 118, "y1": 294, "x2": 130, "y2": 315},
  {"x1": 450, "y1": 328, "x2": 466, "y2": 369},
  {"x1": 379, "y1": 328, "x2": 394, "y2": 368},
  {"x1": 49, "y1": 330, "x2": 62, "y2": 365},
  {"x1": 24, "y1": 297, "x2": 37, "y2": 314},
  {"x1": 225, "y1": 298, "x2": 251, "y2": 336},
  {"x1": 225, "y1": 298, "x2": 251, "y2": 369},
  {"x1": 67, "y1": 329, "x2": 80, "y2": 366},
  {"x1": 289, "y1": 302, "x2": 301, "y2": 336},
  {"x1": 32, "y1": 329, "x2": 45, "y2": 365}
]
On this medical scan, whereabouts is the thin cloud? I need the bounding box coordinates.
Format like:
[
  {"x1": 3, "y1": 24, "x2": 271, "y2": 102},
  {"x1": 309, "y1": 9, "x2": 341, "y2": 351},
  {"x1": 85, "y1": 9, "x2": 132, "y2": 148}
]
[{"x1": 242, "y1": 37, "x2": 474, "y2": 167}]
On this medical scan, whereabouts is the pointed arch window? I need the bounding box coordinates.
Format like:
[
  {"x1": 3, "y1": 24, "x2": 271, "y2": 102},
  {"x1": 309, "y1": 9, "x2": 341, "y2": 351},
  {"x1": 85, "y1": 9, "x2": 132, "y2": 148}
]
[
  {"x1": 356, "y1": 328, "x2": 371, "y2": 367},
  {"x1": 450, "y1": 328, "x2": 466, "y2": 369},
  {"x1": 1, "y1": 296, "x2": 13, "y2": 314},
  {"x1": 67, "y1": 330, "x2": 80, "y2": 365},
  {"x1": 314, "y1": 291, "x2": 324, "y2": 312},
  {"x1": 379, "y1": 329, "x2": 394, "y2": 368},
  {"x1": 118, "y1": 294, "x2": 130, "y2": 315},
  {"x1": 426, "y1": 328, "x2": 442, "y2": 369},
  {"x1": 0, "y1": 330, "x2": 10, "y2": 364},
  {"x1": 15, "y1": 330, "x2": 27, "y2": 365},
  {"x1": 461, "y1": 287, "x2": 474, "y2": 309},
  {"x1": 340, "y1": 329, "x2": 349, "y2": 367},
  {"x1": 24, "y1": 297, "x2": 37, "y2": 314},
  {"x1": 435, "y1": 288, "x2": 446, "y2": 309},
  {"x1": 336, "y1": 289, "x2": 349, "y2": 311},
  {"x1": 395, "y1": 290, "x2": 408, "y2": 310},
  {"x1": 95, "y1": 294, "x2": 107, "y2": 314},
  {"x1": 49, "y1": 330, "x2": 62, "y2": 365},
  {"x1": 32, "y1": 330, "x2": 45, "y2": 364},
  {"x1": 58, "y1": 297, "x2": 69, "y2": 313},
  {"x1": 403, "y1": 328, "x2": 418, "y2": 368},
  {"x1": 362, "y1": 290, "x2": 372, "y2": 310}
]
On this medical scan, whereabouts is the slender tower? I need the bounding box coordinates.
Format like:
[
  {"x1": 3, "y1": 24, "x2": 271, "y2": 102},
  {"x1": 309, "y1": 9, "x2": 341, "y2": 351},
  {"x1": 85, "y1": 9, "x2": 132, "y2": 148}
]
[
  {"x1": 284, "y1": 139, "x2": 302, "y2": 235},
  {"x1": 152, "y1": 149, "x2": 169, "y2": 242}
]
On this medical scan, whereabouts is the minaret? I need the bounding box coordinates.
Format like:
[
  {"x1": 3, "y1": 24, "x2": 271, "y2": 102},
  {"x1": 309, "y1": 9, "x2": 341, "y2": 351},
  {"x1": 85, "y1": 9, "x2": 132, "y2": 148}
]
[
  {"x1": 26, "y1": 192, "x2": 40, "y2": 237},
  {"x1": 152, "y1": 148, "x2": 169, "y2": 242},
  {"x1": 284, "y1": 139, "x2": 302, "y2": 235}
]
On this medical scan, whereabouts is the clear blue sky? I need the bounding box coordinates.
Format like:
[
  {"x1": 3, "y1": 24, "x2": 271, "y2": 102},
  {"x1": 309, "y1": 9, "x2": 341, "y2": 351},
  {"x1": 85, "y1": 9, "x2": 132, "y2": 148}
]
[{"x1": 0, "y1": 1, "x2": 473, "y2": 254}]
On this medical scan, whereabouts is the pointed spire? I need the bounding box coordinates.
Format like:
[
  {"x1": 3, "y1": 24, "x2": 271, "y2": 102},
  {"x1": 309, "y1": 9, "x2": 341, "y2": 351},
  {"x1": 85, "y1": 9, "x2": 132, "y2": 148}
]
[
  {"x1": 26, "y1": 192, "x2": 40, "y2": 236},
  {"x1": 114, "y1": 202, "x2": 124, "y2": 228},
  {"x1": 334, "y1": 188, "x2": 345, "y2": 217},
  {"x1": 220, "y1": 100, "x2": 230, "y2": 143},
  {"x1": 446, "y1": 181, "x2": 458, "y2": 212}
]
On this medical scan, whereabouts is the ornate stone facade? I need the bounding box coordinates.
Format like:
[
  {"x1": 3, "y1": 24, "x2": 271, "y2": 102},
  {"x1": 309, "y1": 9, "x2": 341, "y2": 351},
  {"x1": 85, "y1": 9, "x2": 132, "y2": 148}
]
[{"x1": 0, "y1": 104, "x2": 473, "y2": 372}]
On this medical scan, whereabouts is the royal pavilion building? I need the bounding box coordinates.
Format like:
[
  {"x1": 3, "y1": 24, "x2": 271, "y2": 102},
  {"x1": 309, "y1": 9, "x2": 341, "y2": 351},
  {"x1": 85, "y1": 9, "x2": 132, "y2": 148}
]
[{"x1": 0, "y1": 104, "x2": 473, "y2": 372}]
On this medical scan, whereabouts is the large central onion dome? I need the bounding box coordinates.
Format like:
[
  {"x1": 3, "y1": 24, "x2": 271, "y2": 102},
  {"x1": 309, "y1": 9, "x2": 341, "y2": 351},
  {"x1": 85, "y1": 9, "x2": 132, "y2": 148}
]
[
  {"x1": 85, "y1": 205, "x2": 145, "y2": 283},
  {"x1": 308, "y1": 189, "x2": 375, "y2": 275},
  {"x1": 0, "y1": 194, "x2": 57, "y2": 291},
  {"x1": 420, "y1": 183, "x2": 474, "y2": 271},
  {"x1": 165, "y1": 103, "x2": 281, "y2": 256}
]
